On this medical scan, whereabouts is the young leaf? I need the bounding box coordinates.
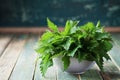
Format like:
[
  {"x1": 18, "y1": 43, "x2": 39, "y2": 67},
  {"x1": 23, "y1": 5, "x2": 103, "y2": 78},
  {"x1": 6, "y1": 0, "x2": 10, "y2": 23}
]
[
  {"x1": 47, "y1": 18, "x2": 59, "y2": 32},
  {"x1": 40, "y1": 31, "x2": 53, "y2": 42},
  {"x1": 62, "y1": 20, "x2": 72, "y2": 35},
  {"x1": 62, "y1": 20, "x2": 79, "y2": 35},
  {"x1": 70, "y1": 26, "x2": 77, "y2": 34},
  {"x1": 96, "y1": 21, "x2": 101, "y2": 28},
  {"x1": 80, "y1": 22, "x2": 95, "y2": 32}
]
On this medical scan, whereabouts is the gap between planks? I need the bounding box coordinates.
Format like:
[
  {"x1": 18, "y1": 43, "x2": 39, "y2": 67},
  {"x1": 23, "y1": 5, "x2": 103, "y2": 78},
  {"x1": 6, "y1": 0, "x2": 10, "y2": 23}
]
[
  {"x1": 78, "y1": 75, "x2": 81, "y2": 80},
  {"x1": 0, "y1": 34, "x2": 14, "y2": 57},
  {"x1": 0, "y1": 34, "x2": 28, "y2": 80},
  {"x1": 9, "y1": 35, "x2": 38, "y2": 80}
]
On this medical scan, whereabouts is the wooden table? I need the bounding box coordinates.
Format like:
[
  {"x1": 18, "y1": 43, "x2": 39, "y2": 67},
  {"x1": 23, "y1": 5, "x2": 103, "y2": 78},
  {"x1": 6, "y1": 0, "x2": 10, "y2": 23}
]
[{"x1": 0, "y1": 33, "x2": 120, "y2": 80}]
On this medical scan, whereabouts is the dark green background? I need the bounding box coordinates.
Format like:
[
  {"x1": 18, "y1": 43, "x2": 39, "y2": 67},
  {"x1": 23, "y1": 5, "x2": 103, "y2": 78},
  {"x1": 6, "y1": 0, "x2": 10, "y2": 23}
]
[{"x1": 0, "y1": 0, "x2": 120, "y2": 27}]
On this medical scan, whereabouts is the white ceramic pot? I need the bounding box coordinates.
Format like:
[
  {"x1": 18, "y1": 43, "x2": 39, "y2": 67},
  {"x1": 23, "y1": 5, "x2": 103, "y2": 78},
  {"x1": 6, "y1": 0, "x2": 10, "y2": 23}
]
[{"x1": 53, "y1": 57, "x2": 95, "y2": 74}]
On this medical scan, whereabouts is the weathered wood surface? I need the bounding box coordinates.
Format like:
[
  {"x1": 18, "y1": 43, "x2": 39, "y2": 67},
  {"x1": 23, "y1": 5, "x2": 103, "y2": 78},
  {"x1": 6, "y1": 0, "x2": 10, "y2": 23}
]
[
  {"x1": 0, "y1": 34, "x2": 27, "y2": 80},
  {"x1": 9, "y1": 35, "x2": 38, "y2": 80},
  {"x1": 0, "y1": 33, "x2": 120, "y2": 80},
  {"x1": 110, "y1": 33, "x2": 120, "y2": 67},
  {"x1": 0, "y1": 34, "x2": 13, "y2": 56}
]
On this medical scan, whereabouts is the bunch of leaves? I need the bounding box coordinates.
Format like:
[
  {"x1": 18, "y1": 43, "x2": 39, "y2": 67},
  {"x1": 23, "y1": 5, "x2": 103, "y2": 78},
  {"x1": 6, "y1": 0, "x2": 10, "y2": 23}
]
[{"x1": 35, "y1": 18, "x2": 113, "y2": 76}]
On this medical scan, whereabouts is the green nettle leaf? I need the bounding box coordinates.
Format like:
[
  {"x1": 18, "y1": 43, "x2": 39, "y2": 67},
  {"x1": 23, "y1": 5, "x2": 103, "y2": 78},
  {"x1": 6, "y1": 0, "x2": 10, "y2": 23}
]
[
  {"x1": 70, "y1": 26, "x2": 77, "y2": 34},
  {"x1": 47, "y1": 18, "x2": 59, "y2": 32},
  {"x1": 96, "y1": 21, "x2": 101, "y2": 28},
  {"x1": 88, "y1": 40, "x2": 99, "y2": 51},
  {"x1": 68, "y1": 45, "x2": 81, "y2": 57},
  {"x1": 95, "y1": 58, "x2": 103, "y2": 71},
  {"x1": 62, "y1": 56, "x2": 70, "y2": 70},
  {"x1": 103, "y1": 41, "x2": 113, "y2": 51},
  {"x1": 95, "y1": 33, "x2": 111, "y2": 40},
  {"x1": 62, "y1": 37, "x2": 74, "y2": 50},
  {"x1": 35, "y1": 18, "x2": 113, "y2": 76},
  {"x1": 62, "y1": 20, "x2": 79, "y2": 35},
  {"x1": 40, "y1": 31, "x2": 53, "y2": 42},
  {"x1": 80, "y1": 22, "x2": 95, "y2": 32},
  {"x1": 62, "y1": 20, "x2": 72, "y2": 35},
  {"x1": 103, "y1": 53, "x2": 111, "y2": 60},
  {"x1": 50, "y1": 51, "x2": 64, "y2": 59},
  {"x1": 40, "y1": 54, "x2": 53, "y2": 76},
  {"x1": 79, "y1": 54, "x2": 88, "y2": 61}
]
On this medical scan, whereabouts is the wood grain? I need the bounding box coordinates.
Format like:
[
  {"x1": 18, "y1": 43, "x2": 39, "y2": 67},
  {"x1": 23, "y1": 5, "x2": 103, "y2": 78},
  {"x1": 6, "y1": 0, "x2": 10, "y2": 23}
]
[
  {"x1": 80, "y1": 64, "x2": 102, "y2": 80},
  {"x1": 0, "y1": 35, "x2": 27, "y2": 80},
  {"x1": 0, "y1": 34, "x2": 13, "y2": 57},
  {"x1": 100, "y1": 60, "x2": 120, "y2": 80},
  {"x1": 110, "y1": 33, "x2": 120, "y2": 67},
  {"x1": 9, "y1": 35, "x2": 38, "y2": 80},
  {"x1": 56, "y1": 69, "x2": 78, "y2": 80}
]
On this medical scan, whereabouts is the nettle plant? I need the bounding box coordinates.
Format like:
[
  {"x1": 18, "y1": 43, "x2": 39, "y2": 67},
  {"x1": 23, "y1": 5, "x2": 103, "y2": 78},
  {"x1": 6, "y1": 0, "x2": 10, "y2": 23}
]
[{"x1": 35, "y1": 18, "x2": 113, "y2": 76}]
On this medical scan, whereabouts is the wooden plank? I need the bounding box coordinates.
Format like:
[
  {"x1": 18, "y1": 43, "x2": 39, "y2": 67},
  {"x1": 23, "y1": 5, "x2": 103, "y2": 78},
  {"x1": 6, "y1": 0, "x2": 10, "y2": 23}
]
[
  {"x1": 56, "y1": 67, "x2": 78, "y2": 80},
  {"x1": 33, "y1": 59, "x2": 43, "y2": 80},
  {"x1": 109, "y1": 33, "x2": 120, "y2": 67},
  {"x1": 0, "y1": 34, "x2": 13, "y2": 57},
  {"x1": 80, "y1": 64, "x2": 102, "y2": 80},
  {"x1": 101, "y1": 60, "x2": 120, "y2": 80},
  {"x1": 9, "y1": 35, "x2": 38, "y2": 80},
  {"x1": 0, "y1": 34, "x2": 27, "y2": 80},
  {"x1": 111, "y1": 33, "x2": 120, "y2": 45},
  {"x1": 109, "y1": 44, "x2": 120, "y2": 68}
]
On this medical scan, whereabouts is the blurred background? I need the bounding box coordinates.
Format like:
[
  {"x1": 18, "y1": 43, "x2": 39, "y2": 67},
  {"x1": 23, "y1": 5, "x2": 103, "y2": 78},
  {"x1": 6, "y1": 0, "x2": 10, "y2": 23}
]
[{"x1": 0, "y1": 0, "x2": 120, "y2": 27}]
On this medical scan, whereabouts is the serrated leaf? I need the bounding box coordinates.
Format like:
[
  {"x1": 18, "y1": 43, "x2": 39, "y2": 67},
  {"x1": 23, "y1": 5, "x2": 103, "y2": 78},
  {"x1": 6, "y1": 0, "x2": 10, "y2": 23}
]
[
  {"x1": 77, "y1": 53, "x2": 88, "y2": 62},
  {"x1": 62, "y1": 38, "x2": 74, "y2": 50},
  {"x1": 103, "y1": 41, "x2": 113, "y2": 51},
  {"x1": 40, "y1": 31, "x2": 53, "y2": 42},
  {"x1": 103, "y1": 53, "x2": 111, "y2": 60},
  {"x1": 95, "y1": 33, "x2": 111, "y2": 40},
  {"x1": 95, "y1": 57, "x2": 104, "y2": 71},
  {"x1": 47, "y1": 18, "x2": 59, "y2": 32},
  {"x1": 62, "y1": 20, "x2": 79, "y2": 35},
  {"x1": 62, "y1": 20, "x2": 72, "y2": 35},
  {"x1": 96, "y1": 21, "x2": 101, "y2": 28},
  {"x1": 62, "y1": 56, "x2": 70, "y2": 70},
  {"x1": 50, "y1": 51, "x2": 64, "y2": 59},
  {"x1": 68, "y1": 45, "x2": 81, "y2": 57},
  {"x1": 70, "y1": 26, "x2": 77, "y2": 34},
  {"x1": 88, "y1": 40, "x2": 99, "y2": 51},
  {"x1": 40, "y1": 54, "x2": 53, "y2": 76},
  {"x1": 80, "y1": 22, "x2": 95, "y2": 32}
]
